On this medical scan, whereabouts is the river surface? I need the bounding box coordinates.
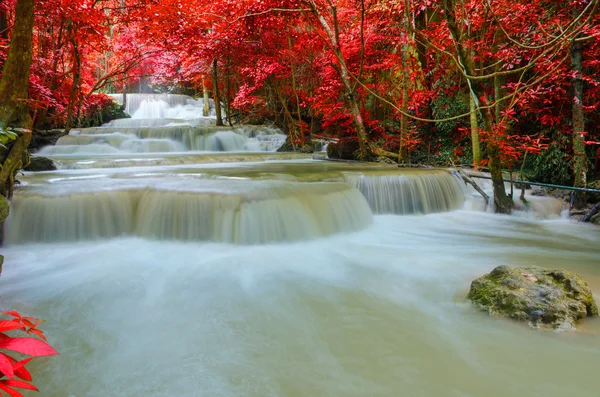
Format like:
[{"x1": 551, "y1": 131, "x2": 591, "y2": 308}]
[{"x1": 1, "y1": 95, "x2": 599, "y2": 396}]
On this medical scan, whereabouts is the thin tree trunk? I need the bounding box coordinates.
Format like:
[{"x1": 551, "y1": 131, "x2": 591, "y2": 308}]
[
  {"x1": 398, "y1": 0, "x2": 413, "y2": 164},
  {"x1": 442, "y1": 0, "x2": 512, "y2": 213},
  {"x1": 0, "y1": 0, "x2": 35, "y2": 129},
  {"x1": 65, "y1": 29, "x2": 81, "y2": 134},
  {"x1": 288, "y1": 33, "x2": 306, "y2": 147},
  {"x1": 483, "y1": 110, "x2": 513, "y2": 213},
  {"x1": 571, "y1": 38, "x2": 587, "y2": 208},
  {"x1": 398, "y1": 45, "x2": 410, "y2": 163},
  {"x1": 213, "y1": 59, "x2": 224, "y2": 126},
  {"x1": 307, "y1": 0, "x2": 371, "y2": 160},
  {"x1": 202, "y1": 80, "x2": 210, "y2": 117},
  {"x1": 469, "y1": 95, "x2": 481, "y2": 166}
]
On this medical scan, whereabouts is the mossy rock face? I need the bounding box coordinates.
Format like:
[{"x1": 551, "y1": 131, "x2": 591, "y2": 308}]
[
  {"x1": 588, "y1": 180, "x2": 600, "y2": 203},
  {"x1": 468, "y1": 265, "x2": 598, "y2": 331},
  {"x1": 24, "y1": 156, "x2": 56, "y2": 172},
  {"x1": 0, "y1": 195, "x2": 9, "y2": 223}
]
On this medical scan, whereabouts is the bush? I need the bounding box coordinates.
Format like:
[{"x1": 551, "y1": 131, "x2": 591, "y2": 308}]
[
  {"x1": 77, "y1": 93, "x2": 129, "y2": 128},
  {"x1": 531, "y1": 142, "x2": 572, "y2": 186}
]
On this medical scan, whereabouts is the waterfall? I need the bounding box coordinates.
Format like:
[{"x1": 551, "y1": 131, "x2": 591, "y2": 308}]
[
  {"x1": 6, "y1": 181, "x2": 373, "y2": 244},
  {"x1": 108, "y1": 94, "x2": 195, "y2": 116},
  {"x1": 344, "y1": 170, "x2": 465, "y2": 214},
  {"x1": 42, "y1": 126, "x2": 286, "y2": 155}
]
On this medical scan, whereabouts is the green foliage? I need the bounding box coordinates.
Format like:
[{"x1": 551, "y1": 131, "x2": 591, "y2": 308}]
[
  {"x1": 431, "y1": 92, "x2": 470, "y2": 137},
  {"x1": 531, "y1": 141, "x2": 572, "y2": 185},
  {"x1": 77, "y1": 101, "x2": 129, "y2": 129},
  {"x1": 0, "y1": 124, "x2": 18, "y2": 150}
]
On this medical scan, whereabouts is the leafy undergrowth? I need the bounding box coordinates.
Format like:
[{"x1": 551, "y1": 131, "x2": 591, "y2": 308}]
[{"x1": 0, "y1": 311, "x2": 58, "y2": 397}]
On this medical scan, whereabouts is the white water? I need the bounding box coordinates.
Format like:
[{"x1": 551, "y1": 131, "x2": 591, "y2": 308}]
[
  {"x1": 3, "y1": 94, "x2": 599, "y2": 396},
  {"x1": 2, "y1": 213, "x2": 599, "y2": 397},
  {"x1": 38, "y1": 94, "x2": 286, "y2": 155}
]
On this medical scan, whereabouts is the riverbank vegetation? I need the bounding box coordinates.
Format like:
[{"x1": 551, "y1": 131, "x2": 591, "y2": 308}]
[{"x1": 0, "y1": 0, "x2": 599, "y2": 213}]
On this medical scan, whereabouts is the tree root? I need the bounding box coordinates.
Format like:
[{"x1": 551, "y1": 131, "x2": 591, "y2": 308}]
[
  {"x1": 0, "y1": 131, "x2": 31, "y2": 199},
  {"x1": 579, "y1": 202, "x2": 600, "y2": 223}
]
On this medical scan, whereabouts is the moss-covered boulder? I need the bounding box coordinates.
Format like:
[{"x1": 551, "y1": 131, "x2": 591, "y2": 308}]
[{"x1": 468, "y1": 265, "x2": 598, "y2": 331}]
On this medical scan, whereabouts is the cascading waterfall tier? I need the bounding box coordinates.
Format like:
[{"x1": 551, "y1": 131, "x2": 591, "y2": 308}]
[
  {"x1": 38, "y1": 125, "x2": 286, "y2": 155},
  {"x1": 108, "y1": 93, "x2": 207, "y2": 117},
  {"x1": 344, "y1": 170, "x2": 465, "y2": 214},
  {"x1": 36, "y1": 93, "x2": 286, "y2": 155},
  {"x1": 5, "y1": 179, "x2": 373, "y2": 244}
]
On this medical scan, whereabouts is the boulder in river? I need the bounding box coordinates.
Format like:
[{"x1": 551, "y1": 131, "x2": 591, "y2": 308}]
[
  {"x1": 24, "y1": 156, "x2": 57, "y2": 172},
  {"x1": 468, "y1": 265, "x2": 598, "y2": 331}
]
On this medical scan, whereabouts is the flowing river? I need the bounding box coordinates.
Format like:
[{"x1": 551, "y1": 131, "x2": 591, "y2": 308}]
[{"x1": 1, "y1": 95, "x2": 599, "y2": 396}]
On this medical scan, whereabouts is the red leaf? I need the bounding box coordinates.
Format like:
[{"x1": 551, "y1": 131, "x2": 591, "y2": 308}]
[
  {"x1": 0, "y1": 354, "x2": 14, "y2": 379},
  {"x1": 0, "y1": 313, "x2": 20, "y2": 321},
  {"x1": 0, "y1": 383, "x2": 23, "y2": 397},
  {"x1": 1, "y1": 380, "x2": 38, "y2": 391},
  {"x1": 13, "y1": 367, "x2": 32, "y2": 383},
  {"x1": 0, "y1": 338, "x2": 58, "y2": 357},
  {"x1": 27, "y1": 329, "x2": 47, "y2": 343},
  {"x1": 0, "y1": 322, "x2": 24, "y2": 333}
]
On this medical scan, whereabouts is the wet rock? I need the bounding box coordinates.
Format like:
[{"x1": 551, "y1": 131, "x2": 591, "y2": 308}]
[
  {"x1": 374, "y1": 156, "x2": 397, "y2": 165},
  {"x1": 28, "y1": 129, "x2": 66, "y2": 152},
  {"x1": 468, "y1": 265, "x2": 598, "y2": 331},
  {"x1": 588, "y1": 180, "x2": 600, "y2": 203},
  {"x1": 326, "y1": 138, "x2": 360, "y2": 160},
  {"x1": 24, "y1": 156, "x2": 56, "y2": 172},
  {"x1": 276, "y1": 138, "x2": 313, "y2": 153}
]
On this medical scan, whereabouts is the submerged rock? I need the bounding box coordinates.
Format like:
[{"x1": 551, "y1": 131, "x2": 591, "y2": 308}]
[
  {"x1": 468, "y1": 265, "x2": 598, "y2": 331},
  {"x1": 24, "y1": 156, "x2": 57, "y2": 172}
]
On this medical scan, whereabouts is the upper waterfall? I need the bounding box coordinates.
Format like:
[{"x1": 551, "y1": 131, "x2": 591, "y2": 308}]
[{"x1": 37, "y1": 94, "x2": 287, "y2": 155}]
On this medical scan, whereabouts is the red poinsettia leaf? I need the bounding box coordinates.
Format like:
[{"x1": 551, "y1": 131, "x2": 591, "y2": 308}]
[
  {"x1": 1, "y1": 380, "x2": 38, "y2": 391},
  {"x1": 13, "y1": 367, "x2": 32, "y2": 383},
  {"x1": 10, "y1": 358, "x2": 32, "y2": 372},
  {"x1": 0, "y1": 382, "x2": 23, "y2": 397},
  {"x1": 0, "y1": 321, "x2": 25, "y2": 333},
  {"x1": 0, "y1": 313, "x2": 20, "y2": 321},
  {"x1": 0, "y1": 354, "x2": 14, "y2": 379},
  {"x1": 27, "y1": 329, "x2": 47, "y2": 343},
  {"x1": 0, "y1": 338, "x2": 59, "y2": 357}
]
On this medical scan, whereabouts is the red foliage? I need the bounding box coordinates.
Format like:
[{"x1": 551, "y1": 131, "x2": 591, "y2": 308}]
[{"x1": 0, "y1": 311, "x2": 58, "y2": 397}]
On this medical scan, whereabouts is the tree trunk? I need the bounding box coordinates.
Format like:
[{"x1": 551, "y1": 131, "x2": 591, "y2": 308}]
[
  {"x1": 571, "y1": 39, "x2": 587, "y2": 208},
  {"x1": 308, "y1": 0, "x2": 371, "y2": 160},
  {"x1": 442, "y1": 0, "x2": 512, "y2": 213},
  {"x1": 398, "y1": 39, "x2": 410, "y2": 164},
  {"x1": 64, "y1": 31, "x2": 81, "y2": 134},
  {"x1": 469, "y1": 95, "x2": 481, "y2": 166},
  {"x1": 212, "y1": 59, "x2": 224, "y2": 126},
  {"x1": 0, "y1": 0, "x2": 35, "y2": 129},
  {"x1": 483, "y1": 110, "x2": 513, "y2": 213},
  {"x1": 0, "y1": 132, "x2": 31, "y2": 199},
  {"x1": 202, "y1": 80, "x2": 210, "y2": 117}
]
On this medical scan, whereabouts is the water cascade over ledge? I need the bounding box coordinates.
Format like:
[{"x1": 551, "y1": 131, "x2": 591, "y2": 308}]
[
  {"x1": 345, "y1": 170, "x2": 466, "y2": 214},
  {"x1": 5, "y1": 180, "x2": 373, "y2": 244}
]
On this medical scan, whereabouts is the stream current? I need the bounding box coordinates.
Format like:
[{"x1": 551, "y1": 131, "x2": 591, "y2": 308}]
[{"x1": 1, "y1": 94, "x2": 599, "y2": 396}]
